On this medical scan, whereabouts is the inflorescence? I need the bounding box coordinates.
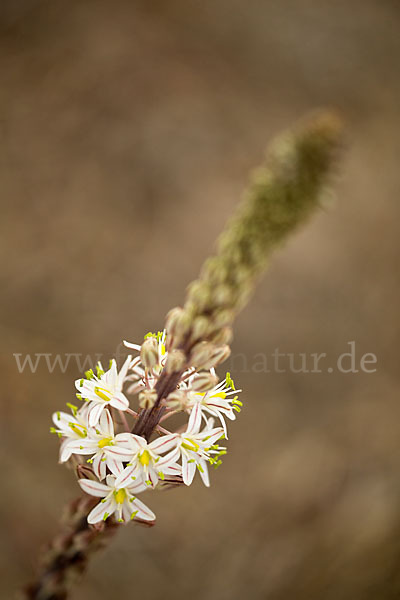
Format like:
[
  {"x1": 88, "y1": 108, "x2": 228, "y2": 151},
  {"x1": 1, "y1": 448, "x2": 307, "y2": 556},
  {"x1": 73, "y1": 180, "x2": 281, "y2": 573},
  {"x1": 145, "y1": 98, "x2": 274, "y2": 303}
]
[{"x1": 51, "y1": 330, "x2": 242, "y2": 525}]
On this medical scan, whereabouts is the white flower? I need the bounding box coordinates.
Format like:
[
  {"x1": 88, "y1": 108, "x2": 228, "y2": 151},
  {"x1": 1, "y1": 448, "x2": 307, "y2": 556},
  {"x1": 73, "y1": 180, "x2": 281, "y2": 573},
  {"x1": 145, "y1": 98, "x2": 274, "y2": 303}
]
[
  {"x1": 124, "y1": 331, "x2": 169, "y2": 393},
  {"x1": 172, "y1": 403, "x2": 225, "y2": 487},
  {"x1": 51, "y1": 404, "x2": 90, "y2": 462},
  {"x1": 61, "y1": 409, "x2": 133, "y2": 480},
  {"x1": 79, "y1": 475, "x2": 155, "y2": 524},
  {"x1": 185, "y1": 371, "x2": 242, "y2": 438},
  {"x1": 114, "y1": 432, "x2": 181, "y2": 488},
  {"x1": 75, "y1": 357, "x2": 131, "y2": 427}
]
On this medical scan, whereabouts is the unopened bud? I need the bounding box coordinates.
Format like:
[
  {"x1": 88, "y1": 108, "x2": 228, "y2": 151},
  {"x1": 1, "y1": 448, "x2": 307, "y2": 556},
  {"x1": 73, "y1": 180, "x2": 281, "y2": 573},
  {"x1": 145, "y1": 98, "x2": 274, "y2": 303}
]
[
  {"x1": 186, "y1": 280, "x2": 211, "y2": 312},
  {"x1": 139, "y1": 389, "x2": 158, "y2": 409},
  {"x1": 201, "y1": 257, "x2": 228, "y2": 285},
  {"x1": 165, "y1": 307, "x2": 184, "y2": 337},
  {"x1": 191, "y1": 372, "x2": 218, "y2": 392},
  {"x1": 165, "y1": 307, "x2": 191, "y2": 347},
  {"x1": 212, "y1": 285, "x2": 232, "y2": 308},
  {"x1": 212, "y1": 309, "x2": 235, "y2": 330},
  {"x1": 210, "y1": 344, "x2": 231, "y2": 367},
  {"x1": 165, "y1": 389, "x2": 188, "y2": 410},
  {"x1": 165, "y1": 349, "x2": 186, "y2": 373},
  {"x1": 210, "y1": 326, "x2": 233, "y2": 346},
  {"x1": 235, "y1": 285, "x2": 253, "y2": 310},
  {"x1": 189, "y1": 341, "x2": 215, "y2": 369},
  {"x1": 140, "y1": 338, "x2": 158, "y2": 369},
  {"x1": 190, "y1": 315, "x2": 211, "y2": 342}
]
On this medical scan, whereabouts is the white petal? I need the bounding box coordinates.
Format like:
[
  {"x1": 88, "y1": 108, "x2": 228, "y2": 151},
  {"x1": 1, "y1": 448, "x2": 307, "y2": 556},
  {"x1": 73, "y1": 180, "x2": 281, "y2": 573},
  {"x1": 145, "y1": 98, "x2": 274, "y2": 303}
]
[
  {"x1": 126, "y1": 479, "x2": 148, "y2": 495},
  {"x1": 182, "y1": 454, "x2": 196, "y2": 486},
  {"x1": 106, "y1": 474, "x2": 117, "y2": 487},
  {"x1": 187, "y1": 402, "x2": 202, "y2": 434},
  {"x1": 103, "y1": 360, "x2": 118, "y2": 388},
  {"x1": 64, "y1": 439, "x2": 98, "y2": 455},
  {"x1": 107, "y1": 457, "x2": 124, "y2": 477},
  {"x1": 157, "y1": 446, "x2": 181, "y2": 467},
  {"x1": 117, "y1": 355, "x2": 132, "y2": 387},
  {"x1": 88, "y1": 402, "x2": 105, "y2": 427},
  {"x1": 99, "y1": 408, "x2": 114, "y2": 437},
  {"x1": 131, "y1": 497, "x2": 156, "y2": 522},
  {"x1": 121, "y1": 501, "x2": 135, "y2": 522},
  {"x1": 114, "y1": 432, "x2": 137, "y2": 447},
  {"x1": 198, "y1": 459, "x2": 210, "y2": 487},
  {"x1": 123, "y1": 340, "x2": 142, "y2": 351},
  {"x1": 105, "y1": 444, "x2": 133, "y2": 460},
  {"x1": 161, "y1": 463, "x2": 182, "y2": 476},
  {"x1": 197, "y1": 427, "x2": 224, "y2": 446},
  {"x1": 148, "y1": 466, "x2": 159, "y2": 487},
  {"x1": 59, "y1": 439, "x2": 74, "y2": 462},
  {"x1": 87, "y1": 498, "x2": 115, "y2": 524},
  {"x1": 78, "y1": 478, "x2": 110, "y2": 497},
  {"x1": 149, "y1": 434, "x2": 179, "y2": 455},
  {"x1": 110, "y1": 392, "x2": 129, "y2": 411},
  {"x1": 93, "y1": 453, "x2": 107, "y2": 480},
  {"x1": 129, "y1": 434, "x2": 148, "y2": 450},
  {"x1": 52, "y1": 411, "x2": 79, "y2": 431},
  {"x1": 115, "y1": 465, "x2": 138, "y2": 488}
]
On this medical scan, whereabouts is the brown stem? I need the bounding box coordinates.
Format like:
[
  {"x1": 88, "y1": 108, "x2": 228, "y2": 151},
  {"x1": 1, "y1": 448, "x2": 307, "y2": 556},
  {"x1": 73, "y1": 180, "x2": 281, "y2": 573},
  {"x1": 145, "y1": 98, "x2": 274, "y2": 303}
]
[
  {"x1": 22, "y1": 496, "x2": 120, "y2": 600},
  {"x1": 132, "y1": 369, "x2": 183, "y2": 439}
]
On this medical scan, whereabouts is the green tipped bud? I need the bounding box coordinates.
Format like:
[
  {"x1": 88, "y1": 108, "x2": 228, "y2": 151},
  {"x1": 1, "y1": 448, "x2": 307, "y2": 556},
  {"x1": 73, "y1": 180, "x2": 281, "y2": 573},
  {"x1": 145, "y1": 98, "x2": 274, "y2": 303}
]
[
  {"x1": 191, "y1": 372, "x2": 218, "y2": 392},
  {"x1": 140, "y1": 338, "x2": 158, "y2": 369},
  {"x1": 165, "y1": 349, "x2": 186, "y2": 374},
  {"x1": 165, "y1": 389, "x2": 188, "y2": 410},
  {"x1": 139, "y1": 389, "x2": 158, "y2": 409},
  {"x1": 189, "y1": 341, "x2": 215, "y2": 369}
]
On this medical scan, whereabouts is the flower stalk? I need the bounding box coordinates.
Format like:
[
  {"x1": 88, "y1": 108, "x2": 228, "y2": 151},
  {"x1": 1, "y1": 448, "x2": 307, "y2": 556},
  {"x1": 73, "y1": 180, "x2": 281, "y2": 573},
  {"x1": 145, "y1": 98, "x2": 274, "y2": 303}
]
[
  {"x1": 134, "y1": 110, "x2": 343, "y2": 440},
  {"x1": 23, "y1": 110, "x2": 343, "y2": 600}
]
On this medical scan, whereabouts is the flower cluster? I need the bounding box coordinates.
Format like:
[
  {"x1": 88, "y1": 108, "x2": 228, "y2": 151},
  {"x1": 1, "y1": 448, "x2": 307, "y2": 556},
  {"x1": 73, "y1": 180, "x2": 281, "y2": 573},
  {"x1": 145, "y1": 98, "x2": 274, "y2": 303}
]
[{"x1": 51, "y1": 331, "x2": 242, "y2": 525}]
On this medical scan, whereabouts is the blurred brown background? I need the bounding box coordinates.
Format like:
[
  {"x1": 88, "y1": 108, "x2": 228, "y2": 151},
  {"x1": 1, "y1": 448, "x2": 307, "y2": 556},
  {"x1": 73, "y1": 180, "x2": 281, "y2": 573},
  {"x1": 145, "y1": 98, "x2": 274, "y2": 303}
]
[{"x1": 1, "y1": 1, "x2": 400, "y2": 598}]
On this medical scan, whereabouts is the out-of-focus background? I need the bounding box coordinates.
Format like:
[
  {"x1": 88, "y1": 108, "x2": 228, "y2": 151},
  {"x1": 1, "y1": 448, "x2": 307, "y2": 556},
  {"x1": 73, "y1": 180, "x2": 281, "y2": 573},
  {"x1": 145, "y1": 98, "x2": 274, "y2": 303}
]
[{"x1": 1, "y1": 1, "x2": 400, "y2": 598}]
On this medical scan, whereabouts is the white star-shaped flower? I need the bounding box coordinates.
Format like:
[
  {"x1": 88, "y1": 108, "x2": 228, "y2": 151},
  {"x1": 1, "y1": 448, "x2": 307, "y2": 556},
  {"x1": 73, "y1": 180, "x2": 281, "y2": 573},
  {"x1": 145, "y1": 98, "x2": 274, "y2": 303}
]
[
  {"x1": 124, "y1": 331, "x2": 169, "y2": 393},
  {"x1": 185, "y1": 371, "x2": 242, "y2": 438},
  {"x1": 114, "y1": 432, "x2": 181, "y2": 488},
  {"x1": 79, "y1": 475, "x2": 155, "y2": 524},
  {"x1": 61, "y1": 409, "x2": 133, "y2": 480},
  {"x1": 75, "y1": 357, "x2": 131, "y2": 427},
  {"x1": 52, "y1": 404, "x2": 90, "y2": 462},
  {"x1": 172, "y1": 403, "x2": 225, "y2": 487}
]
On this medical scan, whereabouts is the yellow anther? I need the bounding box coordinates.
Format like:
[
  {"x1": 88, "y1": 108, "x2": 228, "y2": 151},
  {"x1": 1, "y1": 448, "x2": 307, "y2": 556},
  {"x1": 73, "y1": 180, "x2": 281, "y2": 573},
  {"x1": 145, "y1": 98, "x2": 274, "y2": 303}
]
[
  {"x1": 114, "y1": 489, "x2": 127, "y2": 504},
  {"x1": 98, "y1": 437, "x2": 112, "y2": 448},
  {"x1": 182, "y1": 439, "x2": 199, "y2": 452},
  {"x1": 139, "y1": 450, "x2": 151, "y2": 466},
  {"x1": 212, "y1": 392, "x2": 226, "y2": 399},
  {"x1": 68, "y1": 423, "x2": 87, "y2": 438},
  {"x1": 94, "y1": 387, "x2": 111, "y2": 402}
]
